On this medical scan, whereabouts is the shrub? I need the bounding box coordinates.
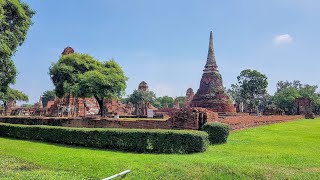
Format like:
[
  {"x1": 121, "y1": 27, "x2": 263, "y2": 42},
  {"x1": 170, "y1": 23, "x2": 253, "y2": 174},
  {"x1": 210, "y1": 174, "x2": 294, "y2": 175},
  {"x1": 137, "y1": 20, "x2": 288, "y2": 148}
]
[
  {"x1": 0, "y1": 123, "x2": 209, "y2": 154},
  {"x1": 201, "y1": 122, "x2": 230, "y2": 144}
]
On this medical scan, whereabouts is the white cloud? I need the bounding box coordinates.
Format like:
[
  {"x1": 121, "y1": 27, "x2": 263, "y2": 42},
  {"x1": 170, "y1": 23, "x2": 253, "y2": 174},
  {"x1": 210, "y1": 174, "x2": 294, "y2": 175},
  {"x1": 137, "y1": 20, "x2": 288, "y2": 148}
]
[{"x1": 273, "y1": 34, "x2": 293, "y2": 46}]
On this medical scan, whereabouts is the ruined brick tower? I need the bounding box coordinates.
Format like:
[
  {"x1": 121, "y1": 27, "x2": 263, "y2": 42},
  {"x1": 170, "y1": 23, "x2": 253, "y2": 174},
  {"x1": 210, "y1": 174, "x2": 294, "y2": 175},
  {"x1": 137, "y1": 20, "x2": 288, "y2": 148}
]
[{"x1": 190, "y1": 32, "x2": 235, "y2": 112}]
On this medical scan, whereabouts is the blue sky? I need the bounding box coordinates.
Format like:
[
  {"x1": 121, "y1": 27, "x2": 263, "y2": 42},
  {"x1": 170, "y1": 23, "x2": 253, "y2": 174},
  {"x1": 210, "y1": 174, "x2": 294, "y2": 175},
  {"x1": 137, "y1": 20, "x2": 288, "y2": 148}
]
[{"x1": 12, "y1": 0, "x2": 320, "y2": 103}]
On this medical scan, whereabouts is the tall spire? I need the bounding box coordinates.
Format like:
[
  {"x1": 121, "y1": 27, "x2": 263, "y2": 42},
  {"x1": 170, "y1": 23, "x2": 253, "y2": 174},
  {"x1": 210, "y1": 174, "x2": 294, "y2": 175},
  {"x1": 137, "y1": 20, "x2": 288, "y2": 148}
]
[{"x1": 204, "y1": 31, "x2": 218, "y2": 72}]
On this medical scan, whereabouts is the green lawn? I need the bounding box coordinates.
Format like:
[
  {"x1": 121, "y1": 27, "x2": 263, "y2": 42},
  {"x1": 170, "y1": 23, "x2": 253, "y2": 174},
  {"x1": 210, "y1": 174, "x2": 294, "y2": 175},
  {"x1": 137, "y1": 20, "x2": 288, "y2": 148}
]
[{"x1": 0, "y1": 119, "x2": 320, "y2": 179}]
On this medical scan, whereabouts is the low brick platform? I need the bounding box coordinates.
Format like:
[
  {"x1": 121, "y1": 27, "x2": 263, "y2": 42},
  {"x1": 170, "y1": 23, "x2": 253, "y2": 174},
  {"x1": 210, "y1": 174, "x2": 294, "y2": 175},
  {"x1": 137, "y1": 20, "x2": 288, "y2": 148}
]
[
  {"x1": 0, "y1": 116, "x2": 173, "y2": 129},
  {"x1": 0, "y1": 114, "x2": 304, "y2": 131},
  {"x1": 0, "y1": 108, "x2": 216, "y2": 130},
  {"x1": 218, "y1": 115, "x2": 304, "y2": 130}
]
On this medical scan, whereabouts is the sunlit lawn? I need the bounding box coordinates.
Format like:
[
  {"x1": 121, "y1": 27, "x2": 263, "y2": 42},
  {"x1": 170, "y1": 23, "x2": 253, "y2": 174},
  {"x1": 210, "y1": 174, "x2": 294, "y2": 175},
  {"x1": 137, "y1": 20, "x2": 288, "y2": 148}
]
[{"x1": 0, "y1": 119, "x2": 319, "y2": 179}]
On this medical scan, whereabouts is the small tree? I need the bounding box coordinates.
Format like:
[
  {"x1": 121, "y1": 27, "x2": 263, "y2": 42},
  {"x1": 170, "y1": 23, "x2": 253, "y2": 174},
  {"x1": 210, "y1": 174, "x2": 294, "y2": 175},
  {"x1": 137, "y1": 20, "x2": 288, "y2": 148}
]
[
  {"x1": 49, "y1": 53, "x2": 127, "y2": 117},
  {"x1": 41, "y1": 90, "x2": 55, "y2": 107},
  {"x1": 235, "y1": 69, "x2": 268, "y2": 113},
  {"x1": 127, "y1": 90, "x2": 156, "y2": 116},
  {"x1": 273, "y1": 81, "x2": 320, "y2": 115},
  {"x1": 0, "y1": 87, "x2": 28, "y2": 115}
]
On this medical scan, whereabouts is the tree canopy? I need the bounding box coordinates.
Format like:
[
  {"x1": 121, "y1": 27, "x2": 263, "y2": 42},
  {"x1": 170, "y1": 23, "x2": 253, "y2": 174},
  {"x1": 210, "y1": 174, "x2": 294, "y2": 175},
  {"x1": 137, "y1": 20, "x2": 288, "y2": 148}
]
[
  {"x1": 0, "y1": 0, "x2": 35, "y2": 93},
  {"x1": 127, "y1": 89, "x2": 156, "y2": 115},
  {"x1": 0, "y1": 87, "x2": 28, "y2": 115},
  {"x1": 41, "y1": 90, "x2": 55, "y2": 107},
  {"x1": 49, "y1": 53, "x2": 127, "y2": 116},
  {"x1": 273, "y1": 80, "x2": 320, "y2": 114},
  {"x1": 231, "y1": 69, "x2": 268, "y2": 112},
  {"x1": 153, "y1": 96, "x2": 174, "y2": 108}
]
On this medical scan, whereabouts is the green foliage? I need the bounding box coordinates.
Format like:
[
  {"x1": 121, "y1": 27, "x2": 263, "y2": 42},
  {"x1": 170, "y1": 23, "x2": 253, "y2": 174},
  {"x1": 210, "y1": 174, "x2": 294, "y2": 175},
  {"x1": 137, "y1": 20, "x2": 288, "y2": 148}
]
[
  {"x1": 49, "y1": 53, "x2": 127, "y2": 116},
  {"x1": 273, "y1": 80, "x2": 320, "y2": 115},
  {"x1": 175, "y1": 96, "x2": 185, "y2": 108},
  {"x1": 227, "y1": 83, "x2": 242, "y2": 104},
  {"x1": 0, "y1": 123, "x2": 209, "y2": 154},
  {"x1": 153, "y1": 96, "x2": 175, "y2": 108},
  {"x1": 0, "y1": 0, "x2": 35, "y2": 92},
  {"x1": 20, "y1": 104, "x2": 33, "y2": 108},
  {"x1": 127, "y1": 90, "x2": 156, "y2": 115},
  {"x1": 0, "y1": 87, "x2": 28, "y2": 115},
  {"x1": 232, "y1": 69, "x2": 268, "y2": 112},
  {"x1": 273, "y1": 86, "x2": 301, "y2": 115},
  {"x1": 41, "y1": 90, "x2": 55, "y2": 107},
  {"x1": 0, "y1": 87, "x2": 28, "y2": 105},
  {"x1": 0, "y1": 59, "x2": 16, "y2": 93},
  {"x1": 201, "y1": 122, "x2": 230, "y2": 144},
  {"x1": 127, "y1": 90, "x2": 156, "y2": 105}
]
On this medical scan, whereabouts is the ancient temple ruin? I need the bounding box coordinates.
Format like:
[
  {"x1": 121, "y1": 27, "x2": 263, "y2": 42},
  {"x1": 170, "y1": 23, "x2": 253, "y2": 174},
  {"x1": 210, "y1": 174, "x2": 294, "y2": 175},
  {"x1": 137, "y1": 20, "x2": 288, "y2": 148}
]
[
  {"x1": 184, "y1": 88, "x2": 194, "y2": 108},
  {"x1": 190, "y1": 32, "x2": 235, "y2": 112}
]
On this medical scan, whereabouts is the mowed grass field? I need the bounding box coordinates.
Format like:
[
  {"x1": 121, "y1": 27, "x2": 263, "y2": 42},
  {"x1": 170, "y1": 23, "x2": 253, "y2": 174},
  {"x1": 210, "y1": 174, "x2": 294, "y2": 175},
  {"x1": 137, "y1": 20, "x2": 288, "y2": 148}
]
[{"x1": 0, "y1": 119, "x2": 320, "y2": 180}]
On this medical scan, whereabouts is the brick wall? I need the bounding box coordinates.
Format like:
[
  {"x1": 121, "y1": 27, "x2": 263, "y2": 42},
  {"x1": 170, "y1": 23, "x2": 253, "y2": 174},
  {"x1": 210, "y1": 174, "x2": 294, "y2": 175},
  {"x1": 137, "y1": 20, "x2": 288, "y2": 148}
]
[
  {"x1": 0, "y1": 116, "x2": 173, "y2": 129},
  {"x1": 0, "y1": 114, "x2": 304, "y2": 131}
]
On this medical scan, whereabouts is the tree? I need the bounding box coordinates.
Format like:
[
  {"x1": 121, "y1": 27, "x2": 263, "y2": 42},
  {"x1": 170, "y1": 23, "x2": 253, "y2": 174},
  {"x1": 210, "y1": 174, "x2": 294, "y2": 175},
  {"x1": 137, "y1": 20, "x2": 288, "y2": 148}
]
[
  {"x1": 234, "y1": 69, "x2": 268, "y2": 113},
  {"x1": 175, "y1": 96, "x2": 185, "y2": 108},
  {"x1": 273, "y1": 86, "x2": 300, "y2": 115},
  {"x1": 41, "y1": 90, "x2": 55, "y2": 107},
  {"x1": 49, "y1": 53, "x2": 127, "y2": 117},
  {"x1": 21, "y1": 104, "x2": 33, "y2": 108},
  {"x1": 127, "y1": 90, "x2": 156, "y2": 116},
  {"x1": 0, "y1": 59, "x2": 16, "y2": 93},
  {"x1": 159, "y1": 96, "x2": 174, "y2": 108},
  {"x1": 273, "y1": 81, "x2": 320, "y2": 115},
  {"x1": 227, "y1": 84, "x2": 242, "y2": 104},
  {"x1": 0, "y1": 0, "x2": 35, "y2": 93},
  {"x1": 152, "y1": 96, "x2": 178, "y2": 109},
  {"x1": 0, "y1": 87, "x2": 28, "y2": 115}
]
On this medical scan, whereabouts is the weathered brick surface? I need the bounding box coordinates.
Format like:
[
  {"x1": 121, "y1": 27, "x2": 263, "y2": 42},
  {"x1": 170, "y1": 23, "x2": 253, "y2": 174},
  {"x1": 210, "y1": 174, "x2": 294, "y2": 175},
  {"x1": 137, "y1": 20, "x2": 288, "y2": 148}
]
[
  {"x1": 190, "y1": 32, "x2": 235, "y2": 112},
  {"x1": 0, "y1": 108, "x2": 216, "y2": 130},
  {"x1": 0, "y1": 116, "x2": 172, "y2": 129},
  {"x1": 217, "y1": 115, "x2": 304, "y2": 130},
  {"x1": 0, "y1": 113, "x2": 303, "y2": 131}
]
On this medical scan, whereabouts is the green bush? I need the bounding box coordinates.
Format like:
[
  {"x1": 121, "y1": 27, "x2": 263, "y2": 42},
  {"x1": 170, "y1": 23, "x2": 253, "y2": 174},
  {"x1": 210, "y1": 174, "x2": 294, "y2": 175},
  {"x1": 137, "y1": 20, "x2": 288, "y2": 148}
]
[
  {"x1": 0, "y1": 123, "x2": 209, "y2": 154},
  {"x1": 201, "y1": 122, "x2": 230, "y2": 144}
]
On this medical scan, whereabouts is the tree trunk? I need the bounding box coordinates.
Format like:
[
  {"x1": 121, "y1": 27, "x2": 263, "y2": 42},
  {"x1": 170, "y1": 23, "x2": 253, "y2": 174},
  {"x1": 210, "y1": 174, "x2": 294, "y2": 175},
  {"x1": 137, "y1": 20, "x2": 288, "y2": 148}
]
[
  {"x1": 4, "y1": 101, "x2": 7, "y2": 116},
  {"x1": 94, "y1": 96, "x2": 105, "y2": 117}
]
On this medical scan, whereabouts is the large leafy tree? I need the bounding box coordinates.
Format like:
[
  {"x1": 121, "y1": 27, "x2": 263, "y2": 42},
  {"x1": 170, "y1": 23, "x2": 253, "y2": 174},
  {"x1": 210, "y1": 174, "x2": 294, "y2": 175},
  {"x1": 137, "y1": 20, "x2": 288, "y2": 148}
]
[
  {"x1": 273, "y1": 86, "x2": 301, "y2": 115},
  {"x1": 0, "y1": 87, "x2": 28, "y2": 115},
  {"x1": 49, "y1": 53, "x2": 127, "y2": 117},
  {"x1": 127, "y1": 90, "x2": 156, "y2": 116},
  {"x1": 273, "y1": 81, "x2": 320, "y2": 114},
  {"x1": 41, "y1": 90, "x2": 55, "y2": 107},
  {"x1": 0, "y1": 0, "x2": 35, "y2": 93},
  {"x1": 232, "y1": 69, "x2": 268, "y2": 112}
]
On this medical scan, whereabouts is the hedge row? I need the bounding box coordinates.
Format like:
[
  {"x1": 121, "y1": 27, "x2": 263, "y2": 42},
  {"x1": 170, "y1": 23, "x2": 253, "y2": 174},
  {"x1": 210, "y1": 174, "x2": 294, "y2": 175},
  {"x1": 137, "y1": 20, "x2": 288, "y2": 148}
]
[
  {"x1": 201, "y1": 122, "x2": 230, "y2": 144},
  {"x1": 0, "y1": 123, "x2": 209, "y2": 154}
]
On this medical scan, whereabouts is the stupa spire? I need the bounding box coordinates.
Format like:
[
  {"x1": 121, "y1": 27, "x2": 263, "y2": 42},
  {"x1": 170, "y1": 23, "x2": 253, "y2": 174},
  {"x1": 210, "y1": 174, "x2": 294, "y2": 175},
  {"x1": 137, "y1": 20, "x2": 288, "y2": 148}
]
[{"x1": 204, "y1": 31, "x2": 218, "y2": 72}]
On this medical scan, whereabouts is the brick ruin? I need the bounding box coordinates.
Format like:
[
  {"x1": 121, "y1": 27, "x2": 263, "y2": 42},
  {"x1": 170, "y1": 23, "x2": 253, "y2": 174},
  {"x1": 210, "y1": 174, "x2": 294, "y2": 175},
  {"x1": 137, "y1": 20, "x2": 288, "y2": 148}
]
[
  {"x1": 190, "y1": 31, "x2": 235, "y2": 112},
  {"x1": 62, "y1": 46, "x2": 75, "y2": 55},
  {"x1": 0, "y1": 107, "x2": 217, "y2": 130},
  {"x1": 132, "y1": 81, "x2": 157, "y2": 116},
  {"x1": 295, "y1": 97, "x2": 312, "y2": 115},
  {"x1": 184, "y1": 88, "x2": 194, "y2": 108},
  {"x1": 0, "y1": 33, "x2": 307, "y2": 130}
]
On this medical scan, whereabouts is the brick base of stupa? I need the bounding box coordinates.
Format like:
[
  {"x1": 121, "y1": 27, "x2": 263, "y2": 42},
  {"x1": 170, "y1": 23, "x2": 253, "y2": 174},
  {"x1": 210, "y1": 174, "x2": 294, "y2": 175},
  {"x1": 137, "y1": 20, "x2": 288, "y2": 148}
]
[
  {"x1": 190, "y1": 92, "x2": 236, "y2": 113},
  {"x1": 191, "y1": 101, "x2": 235, "y2": 112}
]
